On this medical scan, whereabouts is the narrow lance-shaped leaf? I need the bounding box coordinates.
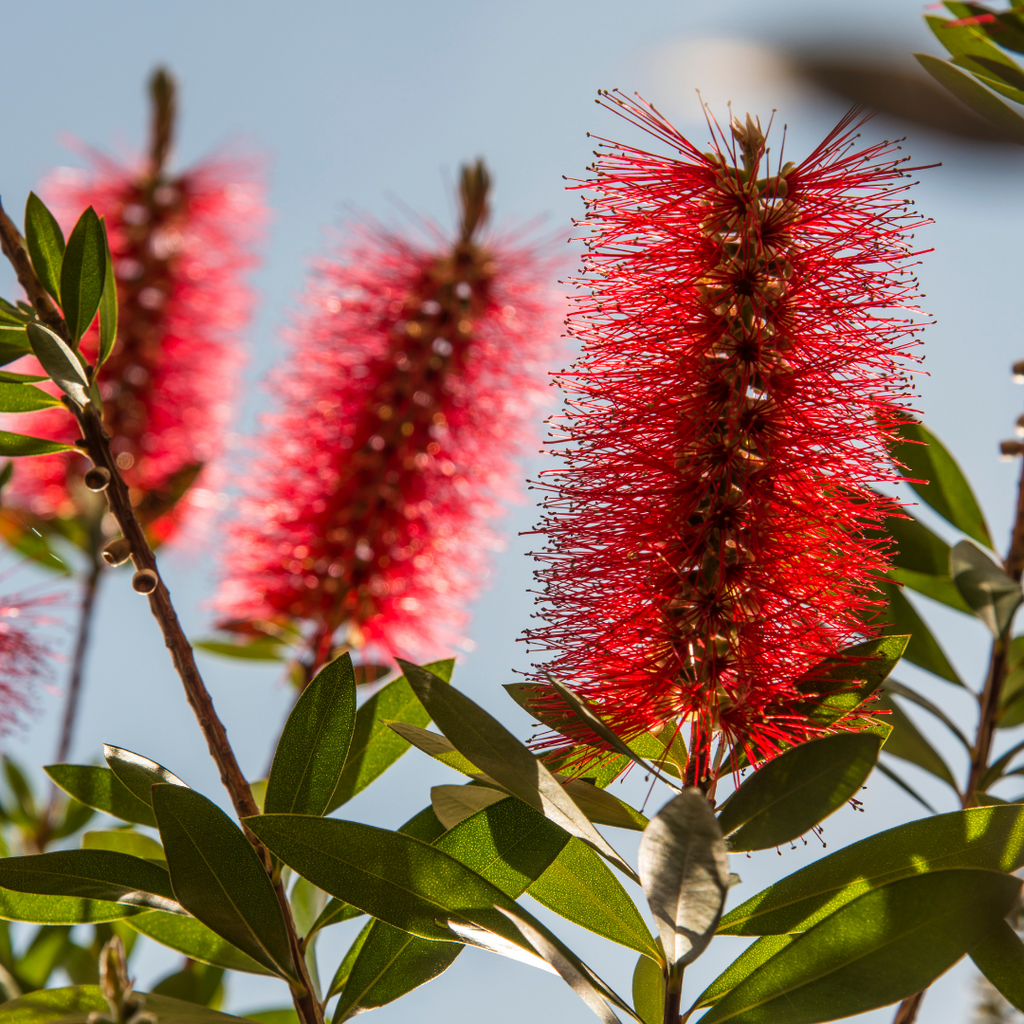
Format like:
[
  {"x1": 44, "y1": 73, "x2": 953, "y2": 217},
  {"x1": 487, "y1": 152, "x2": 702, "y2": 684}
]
[
  {"x1": 698, "y1": 869, "x2": 1022, "y2": 1024},
  {"x1": 970, "y1": 918, "x2": 1024, "y2": 1013},
  {"x1": 151, "y1": 784, "x2": 296, "y2": 981},
  {"x1": 398, "y1": 659, "x2": 639, "y2": 883},
  {"x1": 877, "y1": 579, "x2": 963, "y2": 685},
  {"x1": 888, "y1": 417, "x2": 993, "y2": 546},
  {"x1": 0, "y1": 430, "x2": 75, "y2": 458},
  {"x1": 951, "y1": 539, "x2": 1023, "y2": 637},
  {"x1": 23, "y1": 193, "x2": 64, "y2": 304},
  {"x1": 326, "y1": 658, "x2": 454, "y2": 811},
  {"x1": 639, "y1": 789, "x2": 729, "y2": 970},
  {"x1": 265, "y1": 652, "x2": 357, "y2": 816},
  {"x1": 60, "y1": 206, "x2": 106, "y2": 344},
  {"x1": 632, "y1": 954, "x2": 665, "y2": 1024},
  {"x1": 718, "y1": 804, "x2": 1024, "y2": 936},
  {"x1": 0, "y1": 383, "x2": 62, "y2": 413},
  {"x1": 104, "y1": 746, "x2": 189, "y2": 807},
  {"x1": 0, "y1": 850, "x2": 178, "y2": 913},
  {"x1": 25, "y1": 322, "x2": 90, "y2": 410},
  {"x1": 0, "y1": 889, "x2": 146, "y2": 926},
  {"x1": 45, "y1": 764, "x2": 156, "y2": 828},
  {"x1": 97, "y1": 216, "x2": 118, "y2": 367},
  {"x1": 716, "y1": 732, "x2": 882, "y2": 851}
]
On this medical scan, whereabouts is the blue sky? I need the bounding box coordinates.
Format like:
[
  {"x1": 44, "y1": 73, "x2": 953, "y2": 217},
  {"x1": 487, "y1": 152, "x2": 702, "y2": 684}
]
[{"x1": 1, "y1": 1, "x2": 1023, "y2": 1021}]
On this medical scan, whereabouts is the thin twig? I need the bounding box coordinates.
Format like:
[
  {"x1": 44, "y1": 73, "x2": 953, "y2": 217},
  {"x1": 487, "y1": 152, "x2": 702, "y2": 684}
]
[{"x1": 55, "y1": 553, "x2": 102, "y2": 765}]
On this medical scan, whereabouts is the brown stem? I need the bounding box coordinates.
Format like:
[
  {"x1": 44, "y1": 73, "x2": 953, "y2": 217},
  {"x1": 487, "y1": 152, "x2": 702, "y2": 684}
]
[
  {"x1": 663, "y1": 964, "x2": 684, "y2": 1024},
  {"x1": 0, "y1": 201, "x2": 322, "y2": 1024},
  {"x1": 55, "y1": 553, "x2": 103, "y2": 765},
  {"x1": 892, "y1": 458, "x2": 1024, "y2": 1024}
]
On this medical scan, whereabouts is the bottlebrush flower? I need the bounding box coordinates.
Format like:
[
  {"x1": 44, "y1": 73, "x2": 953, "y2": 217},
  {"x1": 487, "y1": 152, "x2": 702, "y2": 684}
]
[
  {"x1": 525, "y1": 95, "x2": 926, "y2": 778},
  {"x1": 215, "y1": 162, "x2": 560, "y2": 668},
  {"x1": 0, "y1": 579, "x2": 61, "y2": 737},
  {"x1": 4, "y1": 70, "x2": 265, "y2": 543}
]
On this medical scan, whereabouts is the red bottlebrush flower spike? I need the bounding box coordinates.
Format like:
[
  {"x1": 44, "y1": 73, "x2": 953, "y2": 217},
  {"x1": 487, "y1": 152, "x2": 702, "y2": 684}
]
[
  {"x1": 215, "y1": 162, "x2": 560, "y2": 668},
  {"x1": 525, "y1": 94, "x2": 927, "y2": 780},
  {"x1": 0, "y1": 577, "x2": 61, "y2": 738},
  {"x1": 4, "y1": 69, "x2": 265, "y2": 544}
]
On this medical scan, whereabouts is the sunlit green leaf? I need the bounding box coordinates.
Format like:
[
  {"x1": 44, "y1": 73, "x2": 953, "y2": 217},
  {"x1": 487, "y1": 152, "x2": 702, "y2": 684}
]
[
  {"x1": 971, "y1": 918, "x2": 1024, "y2": 1012},
  {"x1": 60, "y1": 207, "x2": 106, "y2": 343},
  {"x1": 45, "y1": 764, "x2": 155, "y2": 827},
  {"x1": 23, "y1": 193, "x2": 64, "y2": 304}
]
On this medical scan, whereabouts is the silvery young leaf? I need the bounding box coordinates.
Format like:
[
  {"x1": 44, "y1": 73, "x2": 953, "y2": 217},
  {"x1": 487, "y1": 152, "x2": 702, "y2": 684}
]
[
  {"x1": 104, "y1": 745, "x2": 188, "y2": 807},
  {"x1": 638, "y1": 789, "x2": 731, "y2": 970},
  {"x1": 25, "y1": 322, "x2": 90, "y2": 410},
  {"x1": 24, "y1": 193, "x2": 64, "y2": 304},
  {"x1": 398, "y1": 659, "x2": 640, "y2": 883},
  {"x1": 951, "y1": 539, "x2": 1023, "y2": 637}
]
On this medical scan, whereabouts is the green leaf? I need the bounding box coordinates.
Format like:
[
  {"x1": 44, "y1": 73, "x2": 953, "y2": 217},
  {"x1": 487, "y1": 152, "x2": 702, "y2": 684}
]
[
  {"x1": 717, "y1": 733, "x2": 881, "y2": 851},
  {"x1": 0, "y1": 382, "x2": 62, "y2": 413},
  {"x1": 698, "y1": 869, "x2": 1021, "y2": 1024},
  {"x1": 326, "y1": 658, "x2": 454, "y2": 812},
  {"x1": 82, "y1": 829, "x2": 165, "y2": 864},
  {"x1": 877, "y1": 579, "x2": 963, "y2": 685},
  {"x1": 266, "y1": 652, "x2": 357, "y2": 816},
  {"x1": 246, "y1": 813, "x2": 581, "y2": 961},
  {"x1": 25, "y1": 322, "x2": 89, "y2": 410},
  {"x1": 104, "y1": 745, "x2": 189, "y2": 807},
  {"x1": 23, "y1": 193, "x2": 64, "y2": 304},
  {"x1": 874, "y1": 694, "x2": 958, "y2": 789},
  {"x1": 307, "y1": 898, "x2": 362, "y2": 939},
  {"x1": 0, "y1": 985, "x2": 265, "y2": 1023},
  {"x1": 916, "y1": 50, "x2": 1024, "y2": 142},
  {"x1": 193, "y1": 637, "x2": 287, "y2": 662},
  {"x1": 926, "y1": 12, "x2": 1024, "y2": 96},
  {"x1": 96, "y1": 216, "x2": 117, "y2": 367},
  {"x1": 45, "y1": 764, "x2": 156, "y2": 827},
  {"x1": 431, "y1": 784, "x2": 506, "y2": 829},
  {"x1": 970, "y1": 918, "x2": 1024, "y2": 1012},
  {"x1": 331, "y1": 926, "x2": 460, "y2": 1019},
  {"x1": 0, "y1": 888, "x2": 145, "y2": 925},
  {"x1": 125, "y1": 909, "x2": 274, "y2": 975},
  {"x1": 632, "y1": 954, "x2": 665, "y2": 1024},
  {"x1": 531, "y1": 837, "x2": 662, "y2": 962},
  {"x1": 694, "y1": 936, "x2": 797, "y2": 1010},
  {"x1": 0, "y1": 429, "x2": 75, "y2": 458},
  {"x1": 951, "y1": 539, "x2": 1023, "y2": 637},
  {"x1": 398, "y1": 659, "x2": 638, "y2": 882},
  {"x1": 890, "y1": 418, "x2": 993, "y2": 546},
  {"x1": 888, "y1": 567, "x2": 972, "y2": 613},
  {"x1": 388, "y1": 721, "x2": 482, "y2": 776},
  {"x1": 59, "y1": 207, "x2": 106, "y2": 344},
  {"x1": 152, "y1": 960, "x2": 224, "y2": 1007},
  {"x1": 0, "y1": 850, "x2": 177, "y2": 911},
  {"x1": 327, "y1": 919, "x2": 372, "y2": 1001},
  {"x1": 718, "y1": 804, "x2": 1024, "y2": 935},
  {"x1": 151, "y1": 784, "x2": 296, "y2": 980},
  {"x1": 639, "y1": 790, "x2": 728, "y2": 969}
]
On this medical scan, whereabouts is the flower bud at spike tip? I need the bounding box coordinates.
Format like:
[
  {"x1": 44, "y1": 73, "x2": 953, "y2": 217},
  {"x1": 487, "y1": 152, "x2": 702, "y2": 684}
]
[
  {"x1": 1001, "y1": 440, "x2": 1024, "y2": 459},
  {"x1": 1013, "y1": 359, "x2": 1024, "y2": 383},
  {"x1": 131, "y1": 569, "x2": 158, "y2": 594},
  {"x1": 83, "y1": 466, "x2": 111, "y2": 492},
  {"x1": 526, "y1": 94, "x2": 928, "y2": 777},
  {"x1": 101, "y1": 537, "x2": 133, "y2": 567}
]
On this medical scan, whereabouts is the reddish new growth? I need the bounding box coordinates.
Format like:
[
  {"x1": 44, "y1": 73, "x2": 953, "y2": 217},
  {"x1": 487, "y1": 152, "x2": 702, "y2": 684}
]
[
  {"x1": 6, "y1": 71, "x2": 264, "y2": 543},
  {"x1": 0, "y1": 581, "x2": 60, "y2": 737},
  {"x1": 526, "y1": 95, "x2": 926, "y2": 778},
  {"x1": 216, "y1": 163, "x2": 559, "y2": 667}
]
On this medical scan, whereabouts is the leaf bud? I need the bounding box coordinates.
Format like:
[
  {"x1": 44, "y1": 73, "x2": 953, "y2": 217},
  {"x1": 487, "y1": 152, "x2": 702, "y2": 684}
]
[
  {"x1": 131, "y1": 568, "x2": 159, "y2": 594},
  {"x1": 101, "y1": 537, "x2": 133, "y2": 567},
  {"x1": 84, "y1": 466, "x2": 111, "y2": 492},
  {"x1": 1000, "y1": 439, "x2": 1024, "y2": 459}
]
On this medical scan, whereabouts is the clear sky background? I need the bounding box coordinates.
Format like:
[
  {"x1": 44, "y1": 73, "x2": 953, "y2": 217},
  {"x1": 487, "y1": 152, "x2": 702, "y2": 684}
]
[{"x1": 1, "y1": 1, "x2": 1023, "y2": 1021}]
